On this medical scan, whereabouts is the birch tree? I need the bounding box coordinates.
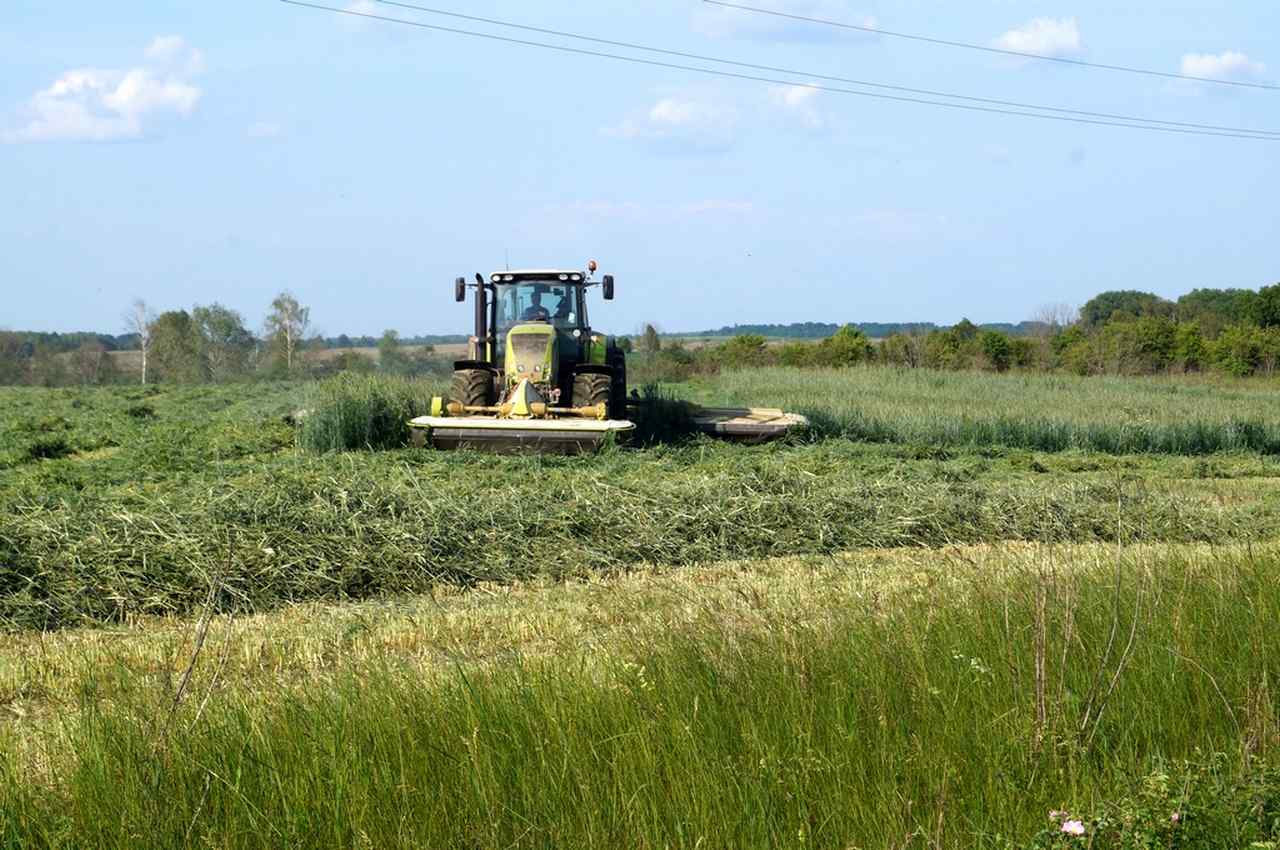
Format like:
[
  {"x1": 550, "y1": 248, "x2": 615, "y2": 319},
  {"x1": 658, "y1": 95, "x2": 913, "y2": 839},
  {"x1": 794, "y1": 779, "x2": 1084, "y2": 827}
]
[
  {"x1": 264, "y1": 292, "x2": 310, "y2": 373},
  {"x1": 124, "y1": 299, "x2": 154, "y2": 385}
]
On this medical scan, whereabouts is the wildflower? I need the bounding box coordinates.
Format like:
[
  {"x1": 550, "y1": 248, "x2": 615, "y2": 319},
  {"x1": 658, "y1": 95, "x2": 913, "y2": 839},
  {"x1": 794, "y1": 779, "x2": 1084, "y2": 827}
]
[
  {"x1": 1170, "y1": 811, "x2": 1181, "y2": 824},
  {"x1": 1049, "y1": 811, "x2": 1066, "y2": 820},
  {"x1": 1061, "y1": 820, "x2": 1085, "y2": 836}
]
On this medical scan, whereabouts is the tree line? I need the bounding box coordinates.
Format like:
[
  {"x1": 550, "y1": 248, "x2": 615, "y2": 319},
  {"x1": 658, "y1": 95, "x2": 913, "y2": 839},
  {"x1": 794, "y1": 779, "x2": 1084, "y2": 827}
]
[
  {"x1": 0, "y1": 292, "x2": 446, "y2": 387},
  {"x1": 4, "y1": 281, "x2": 1277, "y2": 387},
  {"x1": 630, "y1": 283, "x2": 1280, "y2": 381},
  {"x1": 688, "y1": 320, "x2": 1046, "y2": 339}
]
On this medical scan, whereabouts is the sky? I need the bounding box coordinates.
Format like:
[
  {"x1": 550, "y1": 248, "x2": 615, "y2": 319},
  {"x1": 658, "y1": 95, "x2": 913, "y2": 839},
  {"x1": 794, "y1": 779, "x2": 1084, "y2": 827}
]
[{"x1": 1, "y1": 0, "x2": 1277, "y2": 336}]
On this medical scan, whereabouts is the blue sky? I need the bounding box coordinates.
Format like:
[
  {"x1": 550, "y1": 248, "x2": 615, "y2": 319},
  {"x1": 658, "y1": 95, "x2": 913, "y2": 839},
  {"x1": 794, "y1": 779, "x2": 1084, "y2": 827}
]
[{"x1": 2, "y1": 0, "x2": 1276, "y2": 336}]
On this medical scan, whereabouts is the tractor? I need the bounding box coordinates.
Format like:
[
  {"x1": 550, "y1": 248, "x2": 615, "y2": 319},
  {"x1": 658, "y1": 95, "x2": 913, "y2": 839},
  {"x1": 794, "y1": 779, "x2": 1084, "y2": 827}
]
[
  {"x1": 408, "y1": 260, "x2": 808, "y2": 452},
  {"x1": 412, "y1": 261, "x2": 635, "y2": 451}
]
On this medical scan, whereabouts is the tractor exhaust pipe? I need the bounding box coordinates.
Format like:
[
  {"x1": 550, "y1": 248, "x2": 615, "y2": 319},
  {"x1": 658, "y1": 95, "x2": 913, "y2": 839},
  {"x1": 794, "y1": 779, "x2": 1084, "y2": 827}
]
[{"x1": 473, "y1": 273, "x2": 488, "y2": 364}]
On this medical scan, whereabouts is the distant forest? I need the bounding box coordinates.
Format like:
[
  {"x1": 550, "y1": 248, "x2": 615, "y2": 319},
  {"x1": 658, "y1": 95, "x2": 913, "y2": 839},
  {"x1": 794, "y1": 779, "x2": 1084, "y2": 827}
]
[{"x1": 685, "y1": 321, "x2": 1046, "y2": 339}]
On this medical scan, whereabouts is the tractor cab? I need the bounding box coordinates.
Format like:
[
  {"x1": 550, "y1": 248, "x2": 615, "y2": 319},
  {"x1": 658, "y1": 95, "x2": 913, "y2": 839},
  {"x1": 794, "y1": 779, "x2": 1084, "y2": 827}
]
[{"x1": 493, "y1": 277, "x2": 583, "y2": 334}]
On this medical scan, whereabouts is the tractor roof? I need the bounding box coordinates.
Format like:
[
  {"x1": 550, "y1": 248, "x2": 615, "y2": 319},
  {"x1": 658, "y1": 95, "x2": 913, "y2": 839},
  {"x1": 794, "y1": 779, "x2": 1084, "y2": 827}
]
[{"x1": 491, "y1": 269, "x2": 584, "y2": 280}]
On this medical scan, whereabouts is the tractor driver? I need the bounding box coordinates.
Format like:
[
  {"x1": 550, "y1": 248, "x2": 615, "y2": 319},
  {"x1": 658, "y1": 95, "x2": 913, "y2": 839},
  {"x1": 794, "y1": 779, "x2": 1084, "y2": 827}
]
[{"x1": 522, "y1": 289, "x2": 551, "y2": 322}]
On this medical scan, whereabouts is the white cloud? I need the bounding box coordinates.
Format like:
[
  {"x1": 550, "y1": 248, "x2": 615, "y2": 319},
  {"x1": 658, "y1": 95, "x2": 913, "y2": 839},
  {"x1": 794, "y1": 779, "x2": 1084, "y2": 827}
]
[
  {"x1": 345, "y1": 0, "x2": 378, "y2": 14},
  {"x1": 1180, "y1": 50, "x2": 1266, "y2": 81},
  {"x1": 768, "y1": 84, "x2": 824, "y2": 130},
  {"x1": 3, "y1": 37, "x2": 203, "y2": 143},
  {"x1": 694, "y1": 0, "x2": 877, "y2": 44},
  {"x1": 994, "y1": 17, "x2": 1082, "y2": 59},
  {"x1": 144, "y1": 34, "x2": 204, "y2": 73},
  {"x1": 603, "y1": 89, "x2": 740, "y2": 153}
]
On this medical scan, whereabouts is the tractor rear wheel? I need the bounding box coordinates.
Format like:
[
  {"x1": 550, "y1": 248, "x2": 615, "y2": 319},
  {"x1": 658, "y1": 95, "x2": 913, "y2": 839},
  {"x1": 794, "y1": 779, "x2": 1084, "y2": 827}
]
[
  {"x1": 572, "y1": 372, "x2": 611, "y2": 410},
  {"x1": 449, "y1": 369, "x2": 494, "y2": 408}
]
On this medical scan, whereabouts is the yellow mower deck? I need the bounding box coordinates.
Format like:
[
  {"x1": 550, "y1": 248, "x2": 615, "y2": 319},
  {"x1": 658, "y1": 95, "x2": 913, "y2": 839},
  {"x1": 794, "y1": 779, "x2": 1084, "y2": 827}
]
[
  {"x1": 409, "y1": 405, "x2": 807, "y2": 453},
  {"x1": 688, "y1": 407, "x2": 809, "y2": 444},
  {"x1": 409, "y1": 416, "x2": 635, "y2": 454}
]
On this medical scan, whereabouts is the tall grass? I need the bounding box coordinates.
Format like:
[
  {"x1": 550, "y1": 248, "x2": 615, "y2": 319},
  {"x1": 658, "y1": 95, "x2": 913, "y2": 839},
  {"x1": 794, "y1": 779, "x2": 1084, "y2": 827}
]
[
  {"x1": 3, "y1": 547, "x2": 1278, "y2": 848},
  {"x1": 694, "y1": 367, "x2": 1280, "y2": 455},
  {"x1": 297, "y1": 374, "x2": 441, "y2": 452}
]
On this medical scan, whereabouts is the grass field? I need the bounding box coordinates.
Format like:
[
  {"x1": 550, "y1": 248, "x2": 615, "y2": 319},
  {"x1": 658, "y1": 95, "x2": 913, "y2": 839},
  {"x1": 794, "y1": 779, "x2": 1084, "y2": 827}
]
[
  {"x1": 694, "y1": 367, "x2": 1280, "y2": 454},
  {"x1": 3, "y1": 366, "x2": 1280, "y2": 847},
  {"x1": 3, "y1": 543, "x2": 1279, "y2": 848}
]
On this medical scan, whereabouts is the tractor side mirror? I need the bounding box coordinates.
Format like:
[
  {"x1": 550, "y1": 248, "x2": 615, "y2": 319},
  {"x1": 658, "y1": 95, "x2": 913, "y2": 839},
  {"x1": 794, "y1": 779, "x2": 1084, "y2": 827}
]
[
  {"x1": 602, "y1": 274, "x2": 615, "y2": 300},
  {"x1": 454, "y1": 277, "x2": 466, "y2": 302}
]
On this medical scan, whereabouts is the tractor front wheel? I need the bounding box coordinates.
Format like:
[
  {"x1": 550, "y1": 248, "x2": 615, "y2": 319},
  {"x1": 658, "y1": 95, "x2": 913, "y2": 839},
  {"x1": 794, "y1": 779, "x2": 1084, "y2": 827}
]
[
  {"x1": 449, "y1": 369, "x2": 495, "y2": 408},
  {"x1": 572, "y1": 372, "x2": 611, "y2": 410}
]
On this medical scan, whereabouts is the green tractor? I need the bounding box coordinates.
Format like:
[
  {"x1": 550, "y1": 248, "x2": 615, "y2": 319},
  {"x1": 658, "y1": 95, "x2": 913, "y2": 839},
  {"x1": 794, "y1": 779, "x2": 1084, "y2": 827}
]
[{"x1": 411, "y1": 263, "x2": 635, "y2": 452}]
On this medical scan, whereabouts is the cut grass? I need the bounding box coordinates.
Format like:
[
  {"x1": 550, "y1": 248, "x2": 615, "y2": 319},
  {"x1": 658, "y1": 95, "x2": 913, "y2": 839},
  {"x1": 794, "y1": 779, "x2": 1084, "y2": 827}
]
[
  {"x1": 2, "y1": 542, "x2": 1278, "y2": 848},
  {"x1": 3, "y1": 441, "x2": 1274, "y2": 629},
  {"x1": 3, "y1": 370, "x2": 1280, "y2": 629}
]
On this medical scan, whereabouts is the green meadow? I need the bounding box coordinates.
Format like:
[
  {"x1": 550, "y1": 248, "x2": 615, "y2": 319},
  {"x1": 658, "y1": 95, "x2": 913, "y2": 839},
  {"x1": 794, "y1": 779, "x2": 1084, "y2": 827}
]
[{"x1": 2, "y1": 367, "x2": 1280, "y2": 847}]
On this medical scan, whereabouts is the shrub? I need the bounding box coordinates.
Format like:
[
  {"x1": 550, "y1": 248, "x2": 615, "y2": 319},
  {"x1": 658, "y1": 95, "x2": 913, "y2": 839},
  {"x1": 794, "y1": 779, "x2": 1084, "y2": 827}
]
[
  {"x1": 1211, "y1": 324, "x2": 1263, "y2": 377},
  {"x1": 711, "y1": 334, "x2": 771, "y2": 368},
  {"x1": 813, "y1": 324, "x2": 874, "y2": 367},
  {"x1": 980, "y1": 330, "x2": 1013, "y2": 372},
  {"x1": 878, "y1": 333, "x2": 922, "y2": 368}
]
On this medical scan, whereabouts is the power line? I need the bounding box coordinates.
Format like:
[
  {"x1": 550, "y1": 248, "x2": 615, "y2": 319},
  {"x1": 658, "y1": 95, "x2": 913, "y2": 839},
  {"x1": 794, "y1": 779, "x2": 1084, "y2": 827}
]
[
  {"x1": 703, "y1": 0, "x2": 1280, "y2": 92},
  {"x1": 374, "y1": 0, "x2": 1280, "y2": 139},
  {"x1": 279, "y1": 0, "x2": 1279, "y2": 141}
]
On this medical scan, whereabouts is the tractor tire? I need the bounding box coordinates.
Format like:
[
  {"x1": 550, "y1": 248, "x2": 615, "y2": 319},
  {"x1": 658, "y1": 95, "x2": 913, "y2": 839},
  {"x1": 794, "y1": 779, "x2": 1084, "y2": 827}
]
[
  {"x1": 449, "y1": 369, "x2": 494, "y2": 408},
  {"x1": 572, "y1": 371, "x2": 611, "y2": 411}
]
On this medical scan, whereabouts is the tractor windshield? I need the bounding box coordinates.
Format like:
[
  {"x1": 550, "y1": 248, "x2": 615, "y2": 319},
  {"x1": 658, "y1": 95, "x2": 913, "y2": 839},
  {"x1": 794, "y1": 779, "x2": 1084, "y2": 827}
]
[{"x1": 495, "y1": 282, "x2": 582, "y2": 332}]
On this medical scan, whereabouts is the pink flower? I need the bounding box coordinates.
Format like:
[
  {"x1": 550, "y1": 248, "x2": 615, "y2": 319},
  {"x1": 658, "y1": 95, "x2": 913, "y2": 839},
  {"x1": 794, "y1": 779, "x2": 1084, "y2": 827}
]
[
  {"x1": 1061, "y1": 820, "x2": 1086, "y2": 836},
  {"x1": 1170, "y1": 812, "x2": 1181, "y2": 824},
  {"x1": 1049, "y1": 810, "x2": 1066, "y2": 820}
]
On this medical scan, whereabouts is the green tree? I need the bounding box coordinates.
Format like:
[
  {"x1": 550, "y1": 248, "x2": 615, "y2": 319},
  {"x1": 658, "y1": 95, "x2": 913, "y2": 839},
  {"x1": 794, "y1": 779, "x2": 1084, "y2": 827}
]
[
  {"x1": 979, "y1": 331, "x2": 1012, "y2": 372},
  {"x1": 1210, "y1": 324, "x2": 1263, "y2": 377},
  {"x1": 0, "y1": 332, "x2": 27, "y2": 385},
  {"x1": 1176, "y1": 288, "x2": 1260, "y2": 334},
  {"x1": 951, "y1": 318, "x2": 979, "y2": 342},
  {"x1": 192, "y1": 303, "x2": 254, "y2": 382},
  {"x1": 1250, "y1": 282, "x2": 1280, "y2": 328},
  {"x1": 150, "y1": 310, "x2": 203, "y2": 383},
  {"x1": 377, "y1": 329, "x2": 410, "y2": 375},
  {"x1": 1079, "y1": 291, "x2": 1174, "y2": 329},
  {"x1": 1093, "y1": 316, "x2": 1176, "y2": 374},
  {"x1": 1172, "y1": 322, "x2": 1207, "y2": 373}
]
